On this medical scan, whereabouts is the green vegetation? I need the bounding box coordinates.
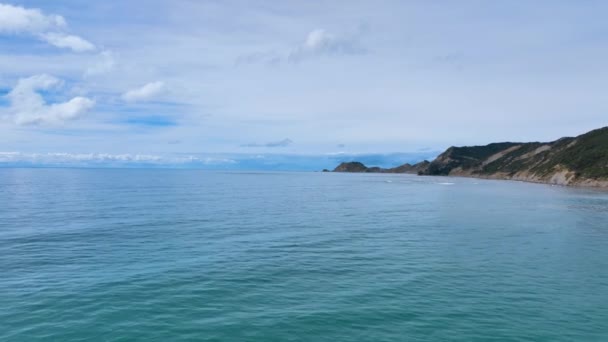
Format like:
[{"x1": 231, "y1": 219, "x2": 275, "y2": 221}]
[
  {"x1": 332, "y1": 161, "x2": 430, "y2": 174},
  {"x1": 424, "y1": 126, "x2": 608, "y2": 182},
  {"x1": 333, "y1": 162, "x2": 369, "y2": 172},
  {"x1": 537, "y1": 127, "x2": 608, "y2": 179},
  {"x1": 333, "y1": 126, "x2": 608, "y2": 186}
]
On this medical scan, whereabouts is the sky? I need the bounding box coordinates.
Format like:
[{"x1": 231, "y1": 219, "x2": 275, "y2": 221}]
[{"x1": 1, "y1": 0, "x2": 607, "y2": 169}]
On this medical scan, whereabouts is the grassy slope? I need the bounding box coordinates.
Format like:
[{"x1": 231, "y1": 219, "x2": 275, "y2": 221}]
[
  {"x1": 427, "y1": 127, "x2": 608, "y2": 181},
  {"x1": 541, "y1": 127, "x2": 608, "y2": 179}
]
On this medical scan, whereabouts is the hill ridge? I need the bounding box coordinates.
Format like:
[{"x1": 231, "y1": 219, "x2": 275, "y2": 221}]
[{"x1": 332, "y1": 126, "x2": 608, "y2": 188}]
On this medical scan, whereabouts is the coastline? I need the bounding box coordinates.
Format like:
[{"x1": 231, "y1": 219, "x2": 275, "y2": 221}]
[
  {"x1": 332, "y1": 126, "x2": 608, "y2": 189},
  {"x1": 419, "y1": 173, "x2": 608, "y2": 191},
  {"x1": 332, "y1": 168, "x2": 608, "y2": 190}
]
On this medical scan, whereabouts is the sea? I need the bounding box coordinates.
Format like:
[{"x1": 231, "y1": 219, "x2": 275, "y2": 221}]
[{"x1": 1, "y1": 168, "x2": 607, "y2": 341}]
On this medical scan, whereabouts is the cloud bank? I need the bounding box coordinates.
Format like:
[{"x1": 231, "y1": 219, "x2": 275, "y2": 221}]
[
  {"x1": 0, "y1": 152, "x2": 237, "y2": 168},
  {"x1": 0, "y1": 151, "x2": 438, "y2": 171}
]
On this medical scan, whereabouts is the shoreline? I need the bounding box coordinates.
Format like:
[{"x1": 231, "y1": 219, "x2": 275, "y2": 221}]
[
  {"x1": 333, "y1": 126, "x2": 608, "y2": 190},
  {"x1": 443, "y1": 173, "x2": 608, "y2": 190},
  {"x1": 419, "y1": 173, "x2": 608, "y2": 191},
  {"x1": 332, "y1": 169, "x2": 608, "y2": 191}
]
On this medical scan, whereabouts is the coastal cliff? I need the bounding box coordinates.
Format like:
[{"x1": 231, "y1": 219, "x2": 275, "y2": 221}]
[{"x1": 333, "y1": 126, "x2": 608, "y2": 187}]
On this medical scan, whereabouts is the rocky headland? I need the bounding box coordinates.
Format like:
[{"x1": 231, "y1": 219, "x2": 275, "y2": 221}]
[{"x1": 333, "y1": 160, "x2": 430, "y2": 174}]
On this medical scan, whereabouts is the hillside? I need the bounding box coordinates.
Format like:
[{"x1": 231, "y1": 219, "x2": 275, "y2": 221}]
[
  {"x1": 333, "y1": 161, "x2": 430, "y2": 174},
  {"x1": 333, "y1": 127, "x2": 608, "y2": 187},
  {"x1": 421, "y1": 126, "x2": 608, "y2": 187}
]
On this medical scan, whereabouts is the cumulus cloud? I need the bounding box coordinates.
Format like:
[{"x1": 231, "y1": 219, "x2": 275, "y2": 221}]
[
  {"x1": 0, "y1": 3, "x2": 95, "y2": 52},
  {"x1": 6, "y1": 74, "x2": 95, "y2": 125},
  {"x1": 288, "y1": 29, "x2": 365, "y2": 63},
  {"x1": 241, "y1": 138, "x2": 293, "y2": 148},
  {"x1": 122, "y1": 81, "x2": 165, "y2": 102},
  {"x1": 0, "y1": 3, "x2": 65, "y2": 33}
]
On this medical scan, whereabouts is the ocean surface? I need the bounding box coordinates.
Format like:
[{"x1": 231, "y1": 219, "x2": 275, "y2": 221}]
[{"x1": 1, "y1": 168, "x2": 608, "y2": 341}]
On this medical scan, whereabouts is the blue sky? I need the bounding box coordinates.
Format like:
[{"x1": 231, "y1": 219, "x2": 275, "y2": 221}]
[{"x1": 1, "y1": 1, "x2": 607, "y2": 169}]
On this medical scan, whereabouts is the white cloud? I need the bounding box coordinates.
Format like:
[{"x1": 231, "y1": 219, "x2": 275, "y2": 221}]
[
  {"x1": 41, "y1": 32, "x2": 95, "y2": 52},
  {"x1": 0, "y1": 3, "x2": 95, "y2": 52},
  {"x1": 122, "y1": 81, "x2": 165, "y2": 102},
  {"x1": 288, "y1": 29, "x2": 365, "y2": 62},
  {"x1": 2, "y1": 2, "x2": 608, "y2": 156},
  {"x1": 305, "y1": 29, "x2": 332, "y2": 50},
  {"x1": 6, "y1": 74, "x2": 95, "y2": 125},
  {"x1": 237, "y1": 29, "x2": 366, "y2": 65},
  {"x1": 84, "y1": 50, "x2": 116, "y2": 77},
  {"x1": 0, "y1": 3, "x2": 65, "y2": 33}
]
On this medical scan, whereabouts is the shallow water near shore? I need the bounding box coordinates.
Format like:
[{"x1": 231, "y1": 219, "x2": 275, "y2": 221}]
[{"x1": 1, "y1": 168, "x2": 608, "y2": 341}]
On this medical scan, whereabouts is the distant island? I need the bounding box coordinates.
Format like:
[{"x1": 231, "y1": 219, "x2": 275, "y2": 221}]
[{"x1": 332, "y1": 126, "x2": 608, "y2": 188}]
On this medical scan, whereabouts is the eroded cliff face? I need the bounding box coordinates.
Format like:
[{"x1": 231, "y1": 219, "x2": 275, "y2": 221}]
[{"x1": 421, "y1": 127, "x2": 608, "y2": 187}]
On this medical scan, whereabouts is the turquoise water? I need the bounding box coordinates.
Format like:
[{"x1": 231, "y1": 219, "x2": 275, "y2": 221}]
[{"x1": 1, "y1": 169, "x2": 608, "y2": 341}]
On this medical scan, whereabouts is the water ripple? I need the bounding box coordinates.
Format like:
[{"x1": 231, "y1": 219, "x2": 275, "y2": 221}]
[{"x1": 1, "y1": 169, "x2": 608, "y2": 341}]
